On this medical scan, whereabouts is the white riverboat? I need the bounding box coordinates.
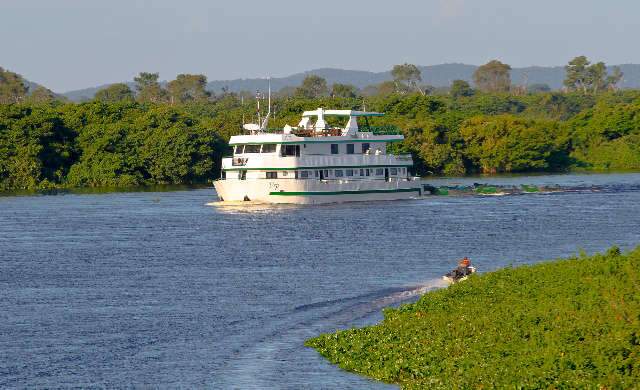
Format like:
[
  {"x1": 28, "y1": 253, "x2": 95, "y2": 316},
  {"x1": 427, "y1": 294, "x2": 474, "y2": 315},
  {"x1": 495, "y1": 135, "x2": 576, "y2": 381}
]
[{"x1": 213, "y1": 108, "x2": 423, "y2": 204}]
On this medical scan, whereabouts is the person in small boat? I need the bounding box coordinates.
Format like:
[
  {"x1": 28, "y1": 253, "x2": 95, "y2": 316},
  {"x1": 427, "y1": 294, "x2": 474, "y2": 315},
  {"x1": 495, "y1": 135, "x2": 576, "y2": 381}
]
[{"x1": 454, "y1": 257, "x2": 473, "y2": 278}]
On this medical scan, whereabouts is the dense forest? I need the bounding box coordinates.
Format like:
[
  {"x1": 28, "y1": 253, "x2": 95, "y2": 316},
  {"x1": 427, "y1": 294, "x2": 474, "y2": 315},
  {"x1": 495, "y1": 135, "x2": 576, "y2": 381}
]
[{"x1": 1, "y1": 58, "x2": 640, "y2": 191}]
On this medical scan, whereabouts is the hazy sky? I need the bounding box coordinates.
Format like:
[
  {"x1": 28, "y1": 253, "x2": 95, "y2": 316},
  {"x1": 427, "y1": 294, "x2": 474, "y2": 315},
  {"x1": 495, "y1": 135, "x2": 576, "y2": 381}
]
[{"x1": 2, "y1": 0, "x2": 639, "y2": 92}]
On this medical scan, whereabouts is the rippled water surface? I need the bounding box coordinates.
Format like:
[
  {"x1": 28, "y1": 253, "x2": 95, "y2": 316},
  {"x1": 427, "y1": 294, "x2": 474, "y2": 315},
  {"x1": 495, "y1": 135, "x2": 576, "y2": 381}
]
[{"x1": 2, "y1": 173, "x2": 640, "y2": 388}]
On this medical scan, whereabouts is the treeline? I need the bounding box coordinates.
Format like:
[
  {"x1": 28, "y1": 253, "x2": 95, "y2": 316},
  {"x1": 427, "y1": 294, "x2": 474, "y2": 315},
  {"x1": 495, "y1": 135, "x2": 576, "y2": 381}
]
[
  {"x1": 1, "y1": 59, "x2": 640, "y2": 191},
  {"x1": 0, "y1": 102, "x2": 226, "y2": 190}
]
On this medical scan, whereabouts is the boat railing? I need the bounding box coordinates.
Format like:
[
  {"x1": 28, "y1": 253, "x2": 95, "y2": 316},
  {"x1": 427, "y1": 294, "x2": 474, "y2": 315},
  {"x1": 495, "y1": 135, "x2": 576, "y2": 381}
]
[
  {"x1": 362, "y1": 125, "x2": 403, "y2": 135},
  {"x1": 242, "y1": 127, "x2": 401, "y2": 137},
  {"x1": 394, "y1": 153, "x2": 413, "y2": 161}
]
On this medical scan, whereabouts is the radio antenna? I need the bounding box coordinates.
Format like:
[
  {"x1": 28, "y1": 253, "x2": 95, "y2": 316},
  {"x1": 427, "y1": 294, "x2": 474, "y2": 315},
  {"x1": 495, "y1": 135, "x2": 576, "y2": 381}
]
[{"x1": 261, "y1": 78, "x2": 272, "y2": 130}]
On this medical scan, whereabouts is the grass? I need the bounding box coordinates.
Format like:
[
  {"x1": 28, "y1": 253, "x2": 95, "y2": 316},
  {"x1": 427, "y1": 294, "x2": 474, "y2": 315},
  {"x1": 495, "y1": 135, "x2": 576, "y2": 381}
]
[{"x1": 305, "y1": 246, "x2": 640, "y2": 389}]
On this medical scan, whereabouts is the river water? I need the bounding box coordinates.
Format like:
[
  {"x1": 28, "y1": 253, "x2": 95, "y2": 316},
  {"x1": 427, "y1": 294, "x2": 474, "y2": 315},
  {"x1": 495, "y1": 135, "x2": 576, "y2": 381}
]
[{"x1": 1, "y1": 173, "x2": 640, "y2": 389}]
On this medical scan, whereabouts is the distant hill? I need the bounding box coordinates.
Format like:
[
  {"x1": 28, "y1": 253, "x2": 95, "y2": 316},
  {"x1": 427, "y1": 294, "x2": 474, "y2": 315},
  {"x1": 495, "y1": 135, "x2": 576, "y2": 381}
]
[{"x1": 61, "y1": 63, "x2": 640, "y2": 101}]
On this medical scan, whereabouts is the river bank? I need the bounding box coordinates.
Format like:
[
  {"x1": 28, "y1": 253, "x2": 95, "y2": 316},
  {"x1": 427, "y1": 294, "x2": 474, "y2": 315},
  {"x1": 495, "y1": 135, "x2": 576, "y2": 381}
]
[{"x1": 306, "y1": 247, "x2": 640, "y2": 389}]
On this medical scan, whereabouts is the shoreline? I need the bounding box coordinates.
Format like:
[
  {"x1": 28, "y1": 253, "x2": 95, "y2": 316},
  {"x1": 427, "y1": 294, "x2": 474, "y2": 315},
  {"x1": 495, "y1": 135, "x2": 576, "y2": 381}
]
[
  {"x1": 305, "y1": 247, "x2": 640, "y2": 388},
  {"x1": 2, "y1": 170, "x2": 640, "y2": 197}
]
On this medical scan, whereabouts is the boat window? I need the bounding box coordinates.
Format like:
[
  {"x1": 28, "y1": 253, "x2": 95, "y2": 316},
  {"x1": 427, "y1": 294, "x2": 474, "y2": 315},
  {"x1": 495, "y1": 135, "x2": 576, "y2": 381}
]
[
  {"x1": 282, "y1": 145, "x2": 300, "y2": 157},
  {"x1": 235, "y1": 145, "x2": 245, "y2": 154},
  {"x1": 359, "y1": 169, "x2": 365, "y2": 176},
  {"x1": 314, "y1": 170, "x2": 319, "y2": 178},
  {"x1": 261, "y1": 144, "x2": 276, "y2": 153},
  {"x1": 323, "y1": 169, "x2": 329, "y2": 178},
  {"x1": 239, "y1": 170, "x2": 247, "y2": 180},
  {"x1": 221, "y1": 170, "x2": 226, "y2": 179},
  {"x1": 266, "y1": 171, "x2": 278, "y2": 179},
  {"x1": 282, "y1": 171, "x2": 288, "y2": 176},
  {"x1": 346, "y1": 169, "x2": 354, "y2": 176},
  {"x1": 300, "y1": 171, "x2": 309, "y2": 179},
  {"x1": 361, "y1": 143, "x2": 370, "y2": 154},
  {"x1": 244, "y1": 144, "x2": 261, "y2": 153},
  {"x1": 331, "y1": 144, "x2": 339, "y2": 154},
  {"x1": 335, "y1": 170, "x2": 344, "y2": 177},
  {"x1": 390, "y1": 167, "x2": 398, "y2": 175},
  {"x1": 376, "y1": 168, "x2": 384, "y2": 176},
  {"x1": 346, "y1": 144, "x2": 354, "y2": 154},
  {"x1": 365, "y1": 169, "x2": 370, "y2": 176}
]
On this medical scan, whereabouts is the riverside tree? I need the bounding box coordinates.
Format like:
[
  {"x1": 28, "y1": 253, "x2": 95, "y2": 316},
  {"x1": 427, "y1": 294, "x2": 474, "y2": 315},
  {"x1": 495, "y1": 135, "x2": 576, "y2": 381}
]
[
  {"x1": 0, "y1": 67, "x2": 28, "y2": 104},
  {"x1": 564, "y1": 56, "x2": 624, "y2": 93},
  {"x1": 331, "y1": 83, "x2": 358, "y2": 98},
  {"x1": 134, "y1": 72, "x2": 167, "y2": 103},
  {"x1": 450, "y1": 80, "x2": 474, "y2": 98},
  {"x1": 295, "y1": 75, "x2": 329, "y2": 99},
  {"x1": 473, "y1": 60, "x2": 512, "y2": 93},
  {"x1": 94, "y1": 83, "x2": 134, "y2": 103},
  {"x1": 27, "y1": 86, "x2": 58, "y2": 103},
  {"x1": 391, "y1": 63, "x2": 423, "y2": 94},
  {"x1": 167, "y1": 74, "x2": 211, "y2": 104}
]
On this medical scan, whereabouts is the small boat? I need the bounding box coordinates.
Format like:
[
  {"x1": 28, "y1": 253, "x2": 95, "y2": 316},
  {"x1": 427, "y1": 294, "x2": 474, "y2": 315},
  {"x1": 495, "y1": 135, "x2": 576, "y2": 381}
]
[{"x1": 443, "y1": 257, "x2": 476, "y2": 284}]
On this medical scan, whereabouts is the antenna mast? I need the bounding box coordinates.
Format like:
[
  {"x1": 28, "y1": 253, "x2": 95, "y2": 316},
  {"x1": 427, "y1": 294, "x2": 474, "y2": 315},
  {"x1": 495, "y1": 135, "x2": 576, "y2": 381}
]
[{"x1": 260, "y1": 78, "x2": 272, "y2": 130}]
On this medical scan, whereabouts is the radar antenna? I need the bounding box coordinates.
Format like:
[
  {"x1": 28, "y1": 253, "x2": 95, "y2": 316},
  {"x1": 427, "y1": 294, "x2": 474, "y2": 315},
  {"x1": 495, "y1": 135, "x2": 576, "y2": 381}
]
[{"x1": 260, "y1": 78, "x2": 271, "y2": 130}]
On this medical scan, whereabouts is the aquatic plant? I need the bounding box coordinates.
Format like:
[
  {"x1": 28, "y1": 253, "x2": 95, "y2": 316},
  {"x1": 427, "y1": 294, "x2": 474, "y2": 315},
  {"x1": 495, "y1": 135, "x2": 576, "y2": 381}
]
[{"x1": 306, "y1": 246, "x2": 640, "y2": 389}]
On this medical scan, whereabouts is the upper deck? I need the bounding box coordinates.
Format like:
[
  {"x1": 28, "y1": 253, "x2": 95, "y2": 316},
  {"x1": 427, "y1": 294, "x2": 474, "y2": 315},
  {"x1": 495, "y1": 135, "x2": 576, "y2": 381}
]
[
  {"x1": 221, "y1": 108, "x2": 412, "y2": 173},
  {"x1": 231, "y1": 108, "x2": 403, "y2": 145},
  {"x1": 228, "y1": 131, "x2": 404, "y2": 146}
]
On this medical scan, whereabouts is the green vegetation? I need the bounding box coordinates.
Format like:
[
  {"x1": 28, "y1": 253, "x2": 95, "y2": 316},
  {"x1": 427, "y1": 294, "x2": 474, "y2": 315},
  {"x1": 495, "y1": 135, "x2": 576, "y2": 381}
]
[
  {"x1": 306, "y1": 246, "x2": 640, "y2": 389},
  {"x1": 473, "y1": 60, "x2": 512, "y2": 93},
  {"x1": 1, "y1": 57, "x2": 640, "y2": 191},
  {"x1": 0, "y1": 102, "x2": 225, "y2": 190}
]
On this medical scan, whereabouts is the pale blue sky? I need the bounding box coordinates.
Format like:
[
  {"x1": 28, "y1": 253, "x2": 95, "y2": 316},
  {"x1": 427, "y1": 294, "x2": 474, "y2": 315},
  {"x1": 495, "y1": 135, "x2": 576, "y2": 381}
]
[{"x1": 2, "y1": 0, "x2": 639, "y2": 92}]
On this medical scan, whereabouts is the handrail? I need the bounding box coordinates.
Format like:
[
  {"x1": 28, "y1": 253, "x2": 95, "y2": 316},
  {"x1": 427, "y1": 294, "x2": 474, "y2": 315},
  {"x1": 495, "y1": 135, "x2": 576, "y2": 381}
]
[{"x1": 242, "y1": 126, "x2": 403, "y2": 136}]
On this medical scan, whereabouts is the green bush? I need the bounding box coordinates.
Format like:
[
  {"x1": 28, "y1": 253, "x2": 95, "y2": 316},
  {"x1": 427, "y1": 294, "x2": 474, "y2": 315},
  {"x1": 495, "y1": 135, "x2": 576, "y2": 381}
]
[{"x1": 306, "y1": 247, "x2": 640, "y2": 389}]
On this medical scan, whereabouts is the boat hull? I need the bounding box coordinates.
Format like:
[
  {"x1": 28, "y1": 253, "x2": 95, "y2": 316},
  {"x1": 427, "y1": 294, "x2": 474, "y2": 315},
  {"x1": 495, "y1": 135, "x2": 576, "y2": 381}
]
[{"x1": 213, "y1": 179, "x2": 422, "y2": 204}]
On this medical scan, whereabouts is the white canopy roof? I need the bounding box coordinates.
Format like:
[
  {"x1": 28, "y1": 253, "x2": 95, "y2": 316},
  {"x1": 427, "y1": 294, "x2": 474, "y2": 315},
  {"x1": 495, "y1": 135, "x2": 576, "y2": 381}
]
[{"x1": 301, "y1": 109, "x2": 384, "y2": 117}]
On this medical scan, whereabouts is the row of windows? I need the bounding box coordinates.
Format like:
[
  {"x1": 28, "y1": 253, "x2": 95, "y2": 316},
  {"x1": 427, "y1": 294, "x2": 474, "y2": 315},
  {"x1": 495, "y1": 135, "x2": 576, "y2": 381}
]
[
  {"x1": 331, "y1": 143, "x2": 370, "y2": 155},
  {"x1": 263, "y1": 167, "x2": 406, "y2": 179},
  {"x1": 234, "y1": 143, "x2": 374, "y2": 156},
  {"x1": 235, "y1": 144, "x2": 277, "y2": 154}
]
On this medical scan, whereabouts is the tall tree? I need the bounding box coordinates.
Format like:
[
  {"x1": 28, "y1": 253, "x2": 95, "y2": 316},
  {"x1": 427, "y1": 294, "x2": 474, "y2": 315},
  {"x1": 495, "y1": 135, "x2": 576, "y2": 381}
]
[
  {"x1": 450, "y1": 80, "x2": 474, "y2": 98},
  {"x1": 134, "y1": 72, "x2": 167, "y2": 103},
  {"x1": 564, "y1": 57, "x2": 624, "y2": 93},
  {"x1": 295, "y1": 75, "x2": 329, "y2": 98},
  {"x1": 94, "y1": 83, "x2": 134, "y2": 103},
  {"x1": 588, "y1": 62, "x2": 608, "y2": 94},
  {"x1": 473, "y1": 60, "x2": 512, "y2": 93},
  {"x1": 564, "y1": 56, "x2": 591, "y2": 93},
  {"x1": 391, "y1": 63, "x2": 423, "y2": 94},
  {"x1": 331, "y1": 83, "x2": 358, "y2": 98},
  {"x1": 0, "y1": 67, "x2": 28, "y2": 104},
  {"x1": 605, "y1": 66, "x2": 624, "y2": 91},
  {"x1": 167, "y1": 74, "x2": 210, "y2": 104},
  {"x1": 27, "y1": 86, "x2": 58, "y2": 103}
]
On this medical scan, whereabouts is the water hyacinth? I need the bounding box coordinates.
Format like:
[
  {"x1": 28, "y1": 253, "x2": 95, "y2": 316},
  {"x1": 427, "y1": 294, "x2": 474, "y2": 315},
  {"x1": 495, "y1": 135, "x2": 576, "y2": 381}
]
[{"x1": 306, "y1": 246, "x2": 640, "y2": 389}]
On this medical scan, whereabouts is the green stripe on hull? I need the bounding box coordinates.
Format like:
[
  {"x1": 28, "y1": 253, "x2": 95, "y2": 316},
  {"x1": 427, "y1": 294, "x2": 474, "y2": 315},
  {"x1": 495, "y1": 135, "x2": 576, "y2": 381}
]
[
  {"x1": 269, "y1": 188, "x2": 422, "y2": 196},
  {"x1": 224, "y1": 164, "x2": 412, "y2": 171}
]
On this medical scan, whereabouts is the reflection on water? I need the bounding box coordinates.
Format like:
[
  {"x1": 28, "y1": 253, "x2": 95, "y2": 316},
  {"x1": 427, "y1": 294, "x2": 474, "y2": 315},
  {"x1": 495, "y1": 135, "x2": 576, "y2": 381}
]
[
  {"x1": 206, "y1": 200, "x2": 308, "y2": 215},
  {"x1": 1, "y1": 172, "x2": 640, "y2": 389}
]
